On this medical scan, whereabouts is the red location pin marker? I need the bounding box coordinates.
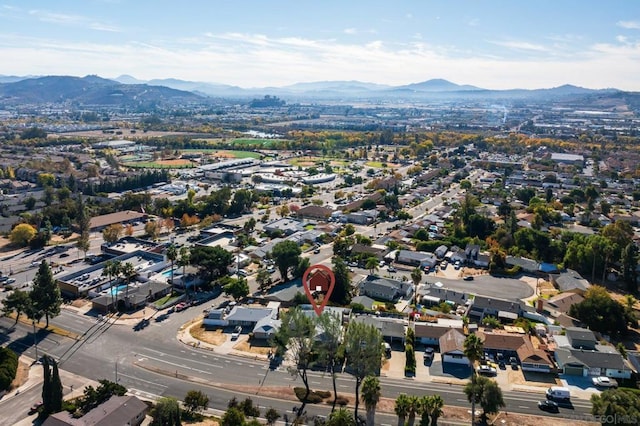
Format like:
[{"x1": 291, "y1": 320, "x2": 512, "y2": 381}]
[{"x1": 302, "y1": 264, "x2": 336, "y2": 316}]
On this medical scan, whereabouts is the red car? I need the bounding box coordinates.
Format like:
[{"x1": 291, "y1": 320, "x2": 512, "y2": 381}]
[{"x1": 175, "y1": 302, "x2": 188, "y2": 312}]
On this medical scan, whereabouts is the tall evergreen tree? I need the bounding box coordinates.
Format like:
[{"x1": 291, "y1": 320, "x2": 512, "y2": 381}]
[{"x1": 30, "y1": 261, "x2": 62, "y2": 327}]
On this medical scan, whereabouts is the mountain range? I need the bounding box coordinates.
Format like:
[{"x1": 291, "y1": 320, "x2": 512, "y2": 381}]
[{"x1": 0, "y1": 74, "x2": 625, "y2": 107}]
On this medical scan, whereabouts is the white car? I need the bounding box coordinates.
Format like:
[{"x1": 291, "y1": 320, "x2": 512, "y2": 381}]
[
  {"x1": 592, "y1": 376, "x2": 618, "y2": 388},
  {"x1": 231, "y1": 326, "x2": 242, "y2": 340}
]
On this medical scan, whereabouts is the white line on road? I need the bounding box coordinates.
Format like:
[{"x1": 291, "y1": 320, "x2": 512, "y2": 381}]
[
  {"x1": 518, "y1": 405, "x2": 529, "y2": 409},
  {"x1": 118, "y1": 373, "x2": 168, "y2": 388}
]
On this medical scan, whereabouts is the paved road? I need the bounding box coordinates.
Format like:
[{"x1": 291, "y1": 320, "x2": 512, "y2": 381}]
[{"x1": 0, "y1": 304, "x2": 591, "y2": 425}]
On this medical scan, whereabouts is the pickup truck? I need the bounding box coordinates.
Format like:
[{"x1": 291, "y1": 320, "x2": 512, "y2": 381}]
[{"x1": 592, "y1": 376, "x2": 618, "y2": 388}]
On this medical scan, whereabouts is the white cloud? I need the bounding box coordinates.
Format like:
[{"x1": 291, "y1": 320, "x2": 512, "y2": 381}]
[
  {"x1": 27, "y1": 9, "x2": 120, "y2": 32},
  {"x1": 344, "y1": 28, "x2": 357, "y2": 35},
  {"x1": 0, "y1": 32, "x2": 639, "y2": 90},
  {"x1": 468, "y1": 18, "x2": 480, "y2": 27},
  {"x1": 489, "y1": 40, "x2": 549, "y2": 52},
  {"x1": 617, "y1": 20, "x2": 640, "y2": 30}
]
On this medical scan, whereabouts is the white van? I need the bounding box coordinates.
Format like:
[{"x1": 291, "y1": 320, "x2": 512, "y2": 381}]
[{"x1": 546, "y1": 386, "x2": 570, "y2": 400}]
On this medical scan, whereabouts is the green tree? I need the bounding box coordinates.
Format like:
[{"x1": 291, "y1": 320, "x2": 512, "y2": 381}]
[
  {"x1": 256, "y1": 268, "x2": 271, "y2": 293},
  {"x1": 622, "y1": 243, "x2": 639, "y2": 294},
  {"x1": 151, "y1": 397, "x2": 182, "y2": 426},
  {"x1": 591, "y1": 388, "x2": 640, "y2": 425},
  {"x1": 420, "y1": 394, "x2": 444, "y2": 426},
  {"x1": 9, "y1": 223, "x2": 37, "y2": 246},
  {"x1": 223, "y1": 277, "x2": 249, "y2": 301},
  {"x1": 361, "y1": 375, "x2": 381, "y2": 426},
  {"x1": 184, "y1": 389, "x2": 209, "y2": 414},
  {"x1": 102, "y1": 223, "x2": 123, "y2": 245},
  {"x1": 406, "y1": 395, "x2": 421, "y2": 426},
  {"x1": 2, "y1": 289, "x2": 31, "y2": 326},
  {"x1": 189, "y1": 245, "x2": 234, "y2": 282},
  {"x1": 30, "y1": 261, "x2": 61, "y2": 327},
  {"x1": 463, "y1": 375, "x2": 505, "y2": 423},
  {"x1": 177, "y1": 246, "x2": 191, "y2": 293},
  {"x1": 410, "y1": 267, "x2": 422, "y2": 307},
  {"x1": 79, "y1": 380, "x2": 127, "y2": 413},
  {"x1": 270, "y1": 307, "x2": 315, "y2": 423},
  {"x1": 265, "y1": 407, "x2": 280, "y2": 425},
  {"x1": 317, "y1": 312, "x2": 344, "y2": 411},
  {"x1": 221, "y1": 407, "x2": 245, "y2": 425},
  {"x1": 41, "y1": 355, "x2": 63, "y2": 417},
  {"x1": 166, "y1": 244, "x2": 178, "y2": 294},
  {"x1": 102, "y1": 260, "x2": 122, "y2": 312},
  {"x1": 395, "y1": 394, "x2": 411, "y2": 426},
  {"x1": 463, "y1": 333, "x2": 484, "y2": 426},
  {"x1": 120, "y1": 262, "x2": 136, "y2": 310},
  {"x1": 569, "y1": 286, "x2": 631, "y2": 337},
  {"x1": 0, "y1": 347, "x2": 18, "y2": 392},
  {"x1": 271, "y1": 240, "x2": 302, "y2": 281},
  {"x1": 344, "y1": 321, "x2": 383, "y2": 423},
  {"x1": 326, "y1": 408, "x2": 356, "y2": 426},
  {"x1": 330, "y1": 256, "x2": 352, "y2": 305},
  {"x1": 365, "y1": 257, "x2": 379, "y2": 275}
]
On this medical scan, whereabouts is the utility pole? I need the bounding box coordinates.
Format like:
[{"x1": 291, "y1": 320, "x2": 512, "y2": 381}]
[
  {"x1": 115, "y1": 360, "x2": 118, "y2": 383},
  {"x1": 32, "y1": 320, "x2": 39, "y2": 361}
]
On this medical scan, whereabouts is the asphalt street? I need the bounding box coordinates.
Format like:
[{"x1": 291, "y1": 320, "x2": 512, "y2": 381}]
[{"x1": 0, "y1": 303, "x2": 592, "y2": 425}]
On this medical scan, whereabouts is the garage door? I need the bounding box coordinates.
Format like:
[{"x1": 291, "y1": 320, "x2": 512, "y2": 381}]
[{"x1": 564, "y1": 366, "x2": 585, "y2": 376}]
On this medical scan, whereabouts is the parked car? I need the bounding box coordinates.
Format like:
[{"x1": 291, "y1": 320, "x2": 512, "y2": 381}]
[
  {"x1": 175, "y1": 302, "x2": 188, "y2": 312},
  {"x1": 0, "y1": 276, "x2": 8, "y2": 283},
  {"x1": 5, "y1": 278, "x2": 16, "y2": 284},
  {"x1": 476, "y1": 365, "x2": 498, "y2": 376},
  {"x1": 592, "y1": 376, "x2": 618, "y2": 388},
  {"x1": 509, "y1": 357, "x2": 519, "y2": 369},
  {"x1": 537, "y1": 400, "x2": 559, "y2": 413},
  {"x1": 313, "y1": 248, "x2": 321, "y2": 254},
  {"x1": 463, "y1": 275, "x2": 474, "y2": 281},
  {"x1": 387, "y1": 266, "x2": 397, "y2": 273},
  {"x1": 476, "y1": 365, "x2": 497, "y2": 376},
  {"x1": 231, "y1": 326, "x2": 242, "y2": 340},
  {"x1": 424, "y1": 347, "x2": 435, "y2": 363},
  {"x1": 28, "y1": 401, "x2": 43, "y2": 415}
]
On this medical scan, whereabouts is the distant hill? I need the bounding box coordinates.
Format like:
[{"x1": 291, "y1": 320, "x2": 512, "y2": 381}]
[
  {"x1": 0, "y1": 74, "x2": 627, "y2": 105},
  {"x1": 394, "y1": 78, "x2": 483, "y2": 92},
  {"x1": 0, "y1": 75, "x2": 204, "y2": 107}
]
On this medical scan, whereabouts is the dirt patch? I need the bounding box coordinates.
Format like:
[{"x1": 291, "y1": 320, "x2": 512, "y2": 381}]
[
  {"x1": 156, "y1": 159, "x2": 193, "y2": 166},
  {"x1": 50, "y1": 233, "x2": 80, "y2": 244},
  {"x1": 9, "y1": 359, "x2": 31, "y2": 391},
  {"x1": 189, "y1": 321, "x2": 227, "y2": 346},
  {"x1": 223, "y1": 384, "x2": 595, "y2": 426},
  {"x1": 183, "y1": 418, "x2": 219, "y2": 426},
  {"x1": 233, "y1": 338, "x2": 274, "y2": 355},
  {"x1": 212, "y1": 151, "x2": 235, "y2": 158},
  {"x1": 71, "y1": 299, "x2": 90, "y2": 308}
]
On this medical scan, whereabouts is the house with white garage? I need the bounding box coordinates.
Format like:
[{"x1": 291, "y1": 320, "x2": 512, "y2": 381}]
[
  {"x1": 415, "y1": 322, "x2": 463, "y2": 347},
  {"x1": 352, "y1": 315, "x2": 406, "y2": 344},
  {"x1": 439, "y1": 329, "x2": 468, "y2": 365},
  {"x1": 553, "y1": 327, "x2": 633, "y2": 378}
]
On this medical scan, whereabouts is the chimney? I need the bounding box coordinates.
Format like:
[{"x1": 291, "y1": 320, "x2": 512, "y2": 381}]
[{"x1": 536, "y1": 298, "x2": 544, "y2": 313}]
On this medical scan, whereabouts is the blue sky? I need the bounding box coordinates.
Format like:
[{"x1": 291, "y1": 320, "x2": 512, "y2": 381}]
[{"x1": 1, "y1": 0, "x2": 639, "y2": 90}]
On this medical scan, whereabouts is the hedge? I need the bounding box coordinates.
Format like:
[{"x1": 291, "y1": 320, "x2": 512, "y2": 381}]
[{"x1": 0, "y1": 347, "x2": 18, "y2": 391}]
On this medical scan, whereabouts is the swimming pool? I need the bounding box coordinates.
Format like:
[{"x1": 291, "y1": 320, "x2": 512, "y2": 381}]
[
  {"x1": 110, "y1": 284, "x2": 127, "y2": 296},
  {"x1": 162, "y1": 269, "x2": 179, "y2": 277}
]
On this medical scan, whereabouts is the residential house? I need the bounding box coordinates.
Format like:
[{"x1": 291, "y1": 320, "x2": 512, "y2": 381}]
[
  {"x1": 550, "y1": 269, "x2": 591, "y2": 295},
  {"x1": 468, "y1": 296, "x2": 523, "y2": 323},
  {"x1": 296, "y1": 205, "x2": 333, "y2": 220},
  {"x1": 252, "y1": 316, "x2": 282, "y2": 340},
  {"x1": 439, "y1": 329, "x2": 469, "y2": 365},
  {"x1": 264, "y1": 218, "x2": 305, "y2": 236},
  {"x1": 226, "y1": 306, "x2": 275, "y2": 328},
  {"x1": 353, "y1": 315, "x2": 406, "y2": 344},
  {"x1": 415, "y1": 323, "x2": 463, "y2": 346},
  {"x1": 516, "y1": 342, "x2": 555, "y2": 373},
  {"x1": 565, "y1": 327, "x2": 597, "y2": 350},
  {"x1": 43, "y1": 395, "x2": 147, "y2": 426},
  {"x1": 359, "y1": 275, "x2": 413, "y2": 302},
  {"x1": 203, "y1": 309, "x2": 228, "y2": 328},
  {"x1": 397, "y1": 250, "x2": 438, "y2": 268}
]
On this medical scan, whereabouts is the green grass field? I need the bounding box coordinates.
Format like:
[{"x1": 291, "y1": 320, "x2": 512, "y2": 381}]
[
  {"x1": 123, "y1": 162, "x2": 195, "y2": 169},
  {"x1": 180, "y1": 149, "x2": 261, "y2": 159},
  {"x1": 365, "y1": 161, "x2": 386, "y2": 168}
]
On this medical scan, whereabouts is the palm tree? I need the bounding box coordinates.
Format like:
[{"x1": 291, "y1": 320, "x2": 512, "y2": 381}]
[
  {"x1": 365, "y1": 257, "x2": 379, "y2": 275},
  {"x1": 410, "y1": 267, "x2": 422, "y2": 308},
  {"x1": 406, "y1": 395, "x2": 420, "y2": 426},
  {"x1": 361, "y1": 375, "x2": 381, "y2": 426},
  {"x1": 421, "y1": 394, "x2": 444, "y2": 426},
  {"x1": 178, "y1": 246, "x2": 191, "y2": 296},
  {"x1": 120, "y1": 262, "x2": 136, "y2": 310},
  {"x1": 394, "y1": 394, "x2": 411, "y2": 426},
  {"x1": 463, "y1": 334, "x2": 484, "y2": 426},
  {"x1": 102, "y1": 260, "x2": 122, "y2": 313},
  {"x1": 166, "y1": 244, "x2": 178, "y2": 295}
]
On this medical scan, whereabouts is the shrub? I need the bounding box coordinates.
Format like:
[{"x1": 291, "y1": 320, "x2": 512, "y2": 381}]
[
  {"x1": 316, "y1": 390, "x2": 332, "y2": 399},
  {"x1": 334, "y1": 395, "x2": 349, "y2": 406},
  {"x1": 293, "y1": 387, "x2": 324, "y2": 404},
  {"x1": 0, "y1": 348, "x2": 19, "y2": 392}
]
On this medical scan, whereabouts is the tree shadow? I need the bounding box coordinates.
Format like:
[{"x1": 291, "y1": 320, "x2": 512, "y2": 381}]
[{"x1": 5, "y1": 327, "x2": 53, "y2": 358}]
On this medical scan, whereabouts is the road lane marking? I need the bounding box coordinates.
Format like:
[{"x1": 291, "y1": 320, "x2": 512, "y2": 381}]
[
  {"x1": 118, "y1": 373, "x2": 168, "y2": 388},
  {"x1": 518, "y1": 405, "x2": 529, "y2": 409}
]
